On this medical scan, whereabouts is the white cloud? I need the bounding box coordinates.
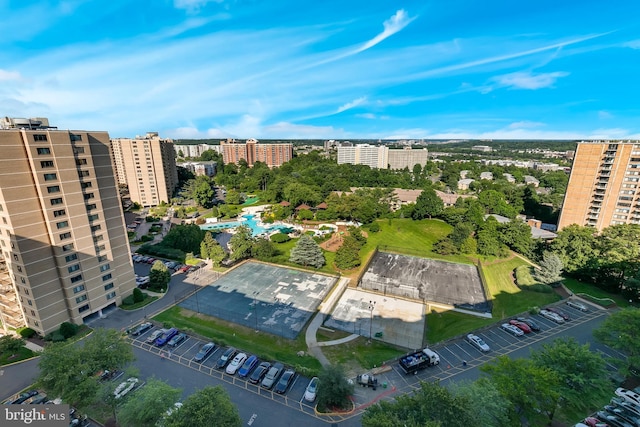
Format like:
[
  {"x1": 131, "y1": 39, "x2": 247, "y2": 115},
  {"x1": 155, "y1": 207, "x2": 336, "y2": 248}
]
[
  {"x1": 492, "y1": 71, "x2": 569, "y2": 90},
  {"x1": 598, "y1": 111, "x2": 613, "y2": 119},
  {"x1": 507, "y1": 121, "x2": 545, "y2": 129},
  {"x1": 356, "y1": 9, "x2": 416, "y2": 53},
  {"x1": 356, "y1": 113, "x2": 377, "y2": 119},
  {"x1": 263, "y1": 122, "x2": 344, "y2": 139},
  {"x1": 0, "y1": 69, "x2": 23, "y2": 82},
  {"x1": 336, "y1": 97, "x2": 366, "y2": 113},
  {"x1": 173, "y1": 0, "x2": 223, "y2": 12},
  {"x1": 624, "y1": 40, "x2": 640, "y2": 49}
]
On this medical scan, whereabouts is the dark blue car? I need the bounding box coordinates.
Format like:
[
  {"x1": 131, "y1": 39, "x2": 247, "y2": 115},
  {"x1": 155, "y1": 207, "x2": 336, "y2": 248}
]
[
  {"x1": 155, "y1": 328, "x2": 178, "y2": 347},
  {"x1": 238, "y1": 355, "x2": 259, "y2": 378}
]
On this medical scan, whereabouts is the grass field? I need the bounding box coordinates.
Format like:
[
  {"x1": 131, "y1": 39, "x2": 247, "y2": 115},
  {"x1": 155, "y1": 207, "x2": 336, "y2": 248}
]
[
  {"x1": 564, "y1": 277, "x2": 630, "y2": 307},
  {"x1": 0, "y1": 346, "x2": 36, "y2": 366},
  {"x1": 320, "y1": 337, "x2": 406, "y2": 374}
]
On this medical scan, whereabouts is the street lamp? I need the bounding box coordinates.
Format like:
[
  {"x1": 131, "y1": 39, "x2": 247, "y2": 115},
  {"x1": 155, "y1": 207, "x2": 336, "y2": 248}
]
[{"x1": 368, "y1": 300, "x2": 376, "y2": 343}]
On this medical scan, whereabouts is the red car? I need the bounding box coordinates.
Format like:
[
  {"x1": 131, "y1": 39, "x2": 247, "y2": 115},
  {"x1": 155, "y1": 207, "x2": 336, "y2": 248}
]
[
  {"x1": 509, "y1": 319, "x2": 532, "y2": 334},
  {"x1": 547, "y1": 307, "x2": 571, "y2": 321}
]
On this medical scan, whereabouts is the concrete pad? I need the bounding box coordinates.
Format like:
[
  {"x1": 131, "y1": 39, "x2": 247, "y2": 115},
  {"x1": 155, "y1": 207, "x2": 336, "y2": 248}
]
[
  {"x1": 325, "y1": 288, "x2": 425, "y2": 349},
  {"x1": 359, "y1": 252, "x2": 490, "y2": 313}
]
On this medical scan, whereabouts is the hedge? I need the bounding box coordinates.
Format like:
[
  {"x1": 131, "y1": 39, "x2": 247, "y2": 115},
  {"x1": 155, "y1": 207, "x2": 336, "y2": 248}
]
[{"x1": 137, "y1": 243, "x2": 185, "y2": 262}]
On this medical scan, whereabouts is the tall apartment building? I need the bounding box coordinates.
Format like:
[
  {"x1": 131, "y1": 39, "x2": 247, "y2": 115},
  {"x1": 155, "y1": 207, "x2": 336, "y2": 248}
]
[
  {"x1": 221, "y1": 138, "x2": 293, "y2": 168},
  {"x1": 110, "y1": 132, "x2": 178, "y2": 207},
  {"x1": 387, "y1": 147, "x2": 429, "y2": 170},
  {"x1": 0, "y1": 119, "x2": 135, "y2": 335},
  {"x1": 558, "y1": 140, "x2": 640, "y2": 231},
  {"x1": 337, "y1": 144, "x2": 389, "y2": 169},
  {"x1": 175, "y1": 143, "x2": 222, "y2": 158}
]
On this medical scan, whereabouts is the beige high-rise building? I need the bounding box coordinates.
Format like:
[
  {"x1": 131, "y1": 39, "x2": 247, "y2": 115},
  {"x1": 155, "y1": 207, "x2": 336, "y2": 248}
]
[
  {"x1": 388, "y1": 147, "x2": 429, "y2": 170},
  {"x1": 221, "y1": 138, "x2": 293, "y2": 168},
  {"x1": 111, "y1": 132, "x2": 178, "y2": 207},
  {"x1": 558, "y1": 140, "x2": 640, "y2": 231},
  {"x1": 0, "y1": 120, "x2": 135, "y2": 335},
  {"x1": 337, "y1": 144, "x2": 389, "y2": 169}
]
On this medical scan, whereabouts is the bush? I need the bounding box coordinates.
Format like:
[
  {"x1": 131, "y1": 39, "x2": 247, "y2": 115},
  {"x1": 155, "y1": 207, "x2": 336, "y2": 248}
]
[
  {"x1": 17, "y1": 327, "x2": 36, "y2": 339},
  {"x1": 270, "y1": 233, "x2": 291, "y2": 243},
  {"x1": 122, "y1": 295, "x2": 135, "y2": 306},
  {"x1": 51, "y1": 332, "x2": 65, "y2": 343},
  {"x1": 137, "y1": 243, "x2": 185, "y2": 262},
  {"x1": 133, "y1": 288, "x2": 144, "y2": 303},
  {"x1": 368, "y1": 222, "x2": 380, "y2": 233},
  {"x1": 59, "y1": 322, "x2": 79, "y2": 339}
]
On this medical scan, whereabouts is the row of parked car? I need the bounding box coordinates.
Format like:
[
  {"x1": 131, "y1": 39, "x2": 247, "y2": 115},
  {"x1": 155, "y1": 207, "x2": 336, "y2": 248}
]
[
  {"x1": 466, "y1": 300, "x2": 590, "y2": 352},
  {"x1": 578, "y1": 388, "x2": 640, "y2": 427},
  {"x1": 132, "y1": 254, "x2": 202, "y2": 274},
  {"x1": 130, "y1": 323, "x2": 318, "y2": 401}
]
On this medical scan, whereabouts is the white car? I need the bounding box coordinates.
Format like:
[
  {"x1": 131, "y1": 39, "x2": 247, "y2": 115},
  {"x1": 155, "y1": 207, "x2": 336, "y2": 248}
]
[
  {"x1": 500, "y1": 323, "x2": 524, "y2": 337},
  {"x1": 225, "y1": 353, "x2": 247, "y2": 375},
  {"x1": 304, "y1": 377, "x2": 319, "y2": 402},
  {"x1": 466, "y1": 334, "x2": 490, "y2": 352},
  {"x1": 539, "y1": 309, "x2": 565, "y2": 324},
  {"x1": 114, "y1": 378, "x2": 138, "y2": 399},
  {"x1": 146, "y1": 329, "x2": 167, "y2": 344},
  {"x1": 616, "y1": 388, "x2": 640, "y2": 407},
  {"x1": 566, "y1": 299, "x2": 588, "y2": 312}
]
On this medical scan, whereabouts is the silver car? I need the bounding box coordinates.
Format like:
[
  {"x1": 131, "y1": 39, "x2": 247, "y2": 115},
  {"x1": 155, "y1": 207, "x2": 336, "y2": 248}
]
[
  {"x1": 500, "y1": 323, "x2": 524, "y2": 337},
  {"x1": 539, "y1": 309, "x2": 565, "y2": 324},
  {"x1": 466, "y1": 334, "x2": 490, "y2": 352},
  {"x1": 566, "y1": 299, "x2": 588, "y2": 312}
]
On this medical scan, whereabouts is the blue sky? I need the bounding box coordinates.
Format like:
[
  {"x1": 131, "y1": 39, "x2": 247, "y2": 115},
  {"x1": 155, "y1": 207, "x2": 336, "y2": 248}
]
[{"x1": 1, "y1": 0, "x2": 639, "y2": 140}]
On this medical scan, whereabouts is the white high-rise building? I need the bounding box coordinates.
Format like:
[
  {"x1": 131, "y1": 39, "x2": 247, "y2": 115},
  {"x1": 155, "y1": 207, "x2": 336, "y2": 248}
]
[{"x1": 337, "y1": 144, "x2": 389, "y2": 169}]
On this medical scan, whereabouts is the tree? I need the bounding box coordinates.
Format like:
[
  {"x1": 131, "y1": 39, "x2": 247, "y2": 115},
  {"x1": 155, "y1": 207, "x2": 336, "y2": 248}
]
[
  {"x1": 165, "y1": 385, "x2": 241, "y2": 427},
  {"x1": 199, "y1": 231, "x2": 218, "y2": 260},
  {"x1": 481, "y1": 355, "x2": 560, "y2": 424},
  {"x1": 0, "y1": 335, "x2": 25, "y2": 354},
  {"x1": 150, "y1": 260, "x2": 171, "y2": 292},
  {"x1": 498, "y1": 220, "x2": 533, "y2": 257},
  {"x1": 411, "y1": 188, "x2": 444, "y2": 220},
  {"x1": 594, "y1": 309, "x2": 640, "y2": 376},
  {"x1": 252, "y1": 237, "x2": 278, "y2": 261},
  {"x1": 531, "y1": 338, "x2": 610, "y2": 413},
  {"x1": 59, "y1": 322, "x2": 79, "y2": 339},
  {"x1": 289, "y1": 234, "x2": 325, "y2": 268},
  {"x1": 316, "y1": 365, "x2": 354, "y2": 412},
  {"x1": 187, "y1": 175, "x2": 215, "y2": 208},
  {"x1": 533, "y1": 251, "x2": 564, "y2": 286},
  {"x1": 162, "y1": 224, "x2": 206, "y2": 254},
  {"x1": 449, "y1": 379, "x2": 511, "y2": 427},
  {"x1": 37, "y1": 328, "x2": 134, "y2": 409},
  {"x1": 224, "y1": 189, "x2": 242, "y2": 205},
  {"x1": 228, "y1": 225, "x2": 253, "y2": 261},
  {"x1": 334, "y1": 235, "x2": 362, "y2": 269},
  {"x1": 118, "y1": 378, "x2": 182, "y2": 427},
  {"x1": 449, "y1": 222, "x2": 474, "y2": 250},
  {"x1": 133, "y1": 287, "x2": 144, "y2": 303},
  {"x1": 550, "y1": 224, "x2": 598, "y2": 275},
  {"x1": 362, "y1": 381, "x2": 475, "y2": 427}
]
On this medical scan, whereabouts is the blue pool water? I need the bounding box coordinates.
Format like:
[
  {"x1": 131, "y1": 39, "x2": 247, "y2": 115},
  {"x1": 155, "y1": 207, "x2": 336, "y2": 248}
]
[{"x1": 200, "y1": 214, "x2": 292, "y2": 236}]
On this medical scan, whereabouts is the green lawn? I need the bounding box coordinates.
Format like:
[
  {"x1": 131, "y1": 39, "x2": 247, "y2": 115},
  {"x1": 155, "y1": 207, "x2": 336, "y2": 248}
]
[
  {"x1": 0, "y1": 346, "x2": 36, "y2": 366},
  {"x1": 563, "y1": 277, "x2": 630, "y2": 307},
  {"x1": 154, "y1": 306, "x2": 322, "y2": 376},
  {"x1": 120, "y1": 294, "x2": 159, "y2": 311},
  {"x1": 320, "y1": 336, "x2": 406, "y2": 372}
]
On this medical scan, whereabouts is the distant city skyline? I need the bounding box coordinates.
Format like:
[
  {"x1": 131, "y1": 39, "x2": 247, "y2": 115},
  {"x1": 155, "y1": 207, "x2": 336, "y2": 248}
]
[{"x1": 1, "y1": 0, "x2": 639, "y2": 140}]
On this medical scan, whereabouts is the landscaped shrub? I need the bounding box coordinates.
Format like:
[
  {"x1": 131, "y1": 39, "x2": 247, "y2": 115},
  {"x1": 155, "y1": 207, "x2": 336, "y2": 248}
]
[
  {"x1": 133, "y1": 288, "x2": 144, "y2": 303},
  {"x1": 51, "y1": 332, "x2": 65, "y2": 342},
  {"x1": 270, "y1": 233, "x2": 291, "y2": 243},
  {"x1": 135, "y1": 235, "x2": 154, "y2": 243},
  {"x1": 17, "y1": 327, "x2": 36, "y2": 339},
  {"x1": 122, "y1": 295, "x2": 135, "y2": 306},
  {"x1": 59, "y1": 322, "x2": 79, "y2": 339},
  {"x1": 137, "y1": 243, "x2": 185, "y2": 262},
  {"x1": 368, "y1": 222, "x2": 380, "y2": 233}
]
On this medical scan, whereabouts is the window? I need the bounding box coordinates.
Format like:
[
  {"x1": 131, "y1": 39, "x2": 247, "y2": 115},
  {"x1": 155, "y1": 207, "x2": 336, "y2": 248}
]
[
  {"x1": 23, "y1": 288, "x2": 29, "y2": 295},
  {"x1": 59, "y1": 232, "x2": 72, "y2": 240},
  {"x1": 70, "y1": 275, "x2": 83, "y2": 284},
  {"x1": 83, "y1": 193, "x2": 94, "y2": 200},
  {"x1": 51, "y1": 198, "x2": 63, "y2": 205},
  {"x1": 68, "y1": 264, "x2": 80, "y2": 273},
  {"x1": 102, "y1": 273, "x2": 112, "y2": 281},
  {"x1": 104, "y1": 283, "x2": 114, "y2": 291},
  {"x1": 86, "y1": 204, "x2": 97, "y2": 211},
  {"x1": 53, "y1": 209, "x2": 66, "y2": 217},
  {"x1": 97, "y1": 255, "x2": 107, "y2": 262},
  {"x1": 93, "y1": 235, "x2": 103, "y2": 242},
  {"x1": 81, "y1": 182, "x2": 92, "y2": 189},
  {"x1": 62, "y1": 243, "x2": 74, "y2": 252},
  {"x1": 75, "y1": 159, "x2": 87, "y2": 166},
  {"x1": 88, "y1": 214, "x2": 99, "y2": 221},
  {"x1": 40, "y1": 160, "x2": 54, "y2": 168},
  {"x1": 95, "y1": 244, "x2": 106, "y2": 252},
  {"x1": 56, "y1": 221, "x2": 68, "y2": 229},
  {"x1": 13, "y1": 254, "x2": 18, "y2": 261},
  {"x1": 65, "y1": 254, "x2": 78, "y2": 262},
  {"x1": 78, "y1": 171, "x2": 89, "y2": 178},
  {"x1": 75, "y1": 295, "x2": 87, "y2": 303},
  {"x1": 70, "y1": 134, "x2": 82, "y2": 142},
  {"x1": 31, "y1": 310, "x2": 35, "y2": 316},
  {"x1": 78, "y1": 304, "x2": 90, "y2": 313},
  {"x1": 99, "y1": 264, "x2": 110, "y2": 272},
  {"x1": 37, "y1": 147, "x2": 51, "y2": 155},
  {"x1": 17, "y1": 266, "x2": 22, "y2": 272},
  {"x1": 33, "y1": 134, "x2": 47, "y2": 141},
  {"x1": 47, "y1": 185, "x2": 60, "y2": 193},
  {"x1": 27, "y1": 299, "x2": 32, "y2": 306},
  {"x1": 20, "y1": 277, "x2": 25, "y2": 284},
  {"x1": 91, "y1": 225, "x2": 101, "y2": 232},
  {"x1": 106, "y1": 291, "x2": 116, "y2": 300},
  {"x1": 72, "y1": 284, "x2": 85, "y2": 293},
  {"x1": 44, "y1": 173, "x2": 57, "y2": 181}
]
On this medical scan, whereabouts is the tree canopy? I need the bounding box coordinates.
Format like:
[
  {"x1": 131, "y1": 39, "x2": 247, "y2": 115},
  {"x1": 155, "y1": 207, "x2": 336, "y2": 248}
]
[
  {"x1": 289, "y1": 234, "x2": 325, "y2": 268},
  {"x1": 594, "y1": 308, "x2": 640, "y2": 375},
  {"x1": 164, "y1": 386, "x2": 241, "y2": 427},
  {"x1": 118, "y1": 378, "x2": 182, "y2": 427}
]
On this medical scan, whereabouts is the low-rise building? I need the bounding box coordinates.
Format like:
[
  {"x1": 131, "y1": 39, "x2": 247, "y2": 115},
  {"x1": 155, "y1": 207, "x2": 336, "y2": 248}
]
[
  {"x1": 523, "y1": 175, "x2": 540, "y2": 187},
  {"x1": 458, "y1": 178, "x2": 475, "y2": 190},
  {"x1": 480, "y1": 172, "x2": 493, "y2": 180}
]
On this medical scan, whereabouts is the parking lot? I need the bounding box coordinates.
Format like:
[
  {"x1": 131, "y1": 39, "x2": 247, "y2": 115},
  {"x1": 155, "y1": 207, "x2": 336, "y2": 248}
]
[{"x1": 125, "y1": 298, "x2": 616, "y2": 423}]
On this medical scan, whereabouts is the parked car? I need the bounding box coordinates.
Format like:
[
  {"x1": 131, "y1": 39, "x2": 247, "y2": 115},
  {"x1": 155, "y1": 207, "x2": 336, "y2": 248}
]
[
  {"x1": 146, "y1": 329, "x2": 167, "y2": 344},
  {"x1": 516, "y1": 317, "x2": 541, "y2": 331},
  {"x1": 146, "y1": 257, "x2": 156, "y2": 264},
  {"x1": 226, "y1": 353, "x2": 248, "y2": 375},
  {"x1": 547, "y1": 306, "x2": 571, "y2": 321},
  {"x1": 509, "y1": 319, "x2": 532, "y2": 334},
  {"x1": 155, "y1": 328, "x2": 178, "y2": 347},
  {"x1": 216, "y1": 347, "x2": 236, "y2": 369},
  {"x1": 261, "y1": 362, "x2": 284, "y2": 389},
  {"x1": 194, "y1": 342, "x2": 216, "y2": 362},
  {"x1": 249, "y1": 362, "x2": 271, "y2": 384},
  {"x1": 11, "y1": 390, "x2": 38, "y2": 404},
  {"x1": 304, "y1": 377, "x2": 319, "y2": 402},
  {"x1": 501, "y1": 323, "x2": 524, "y2": 337},
  {"x1": 131, "y1": 322, "x2": 153, "y2": 336},
  {"x1": 274, "y1": 369, "x2": 295, "y2": 394},
  {"x1": 466, "y1": 334, "x2": 490, "y2": 352},
  {"x1": 178, "y1": 266, "x2": 190, "y2": 274},
  {"x1": 539, "y1": 309, "x2": 565, "y2": 324},
  {"x1": 616, "y1": 388, "x2": 640, "y2": 407},
  {"x1": 566, "y1": 299, "x2": 588, "y2": 312},
  {"x1": 114, "y1": 378, "x2": 139, "y2": 399},
  {"x1": 168, "y1": 332, "x2": 188, "y2": 347},
  {"x1": 238, "y1": 355, "x2": 259, "y2": 378}
]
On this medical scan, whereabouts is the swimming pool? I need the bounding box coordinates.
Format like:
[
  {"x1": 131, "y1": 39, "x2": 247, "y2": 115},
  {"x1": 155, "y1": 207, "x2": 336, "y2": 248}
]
[{"x1": 200, "y1": 214, "x2": 293, "y2": 236}]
